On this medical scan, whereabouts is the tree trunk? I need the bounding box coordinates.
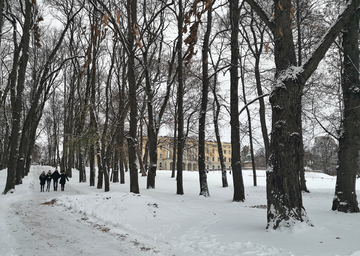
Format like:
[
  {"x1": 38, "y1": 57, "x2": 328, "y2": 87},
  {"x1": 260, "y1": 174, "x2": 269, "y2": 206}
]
[
  {"x1": 213, "y1": 99, "x2": 228, "y2": 188},
  {"x1": 332, "y1": 4, "x2": 360, "y2": 213},
  {"x1": 198, "y1": 4, "x2": 212, "y2": 197},
  {"x1": 229, "y1": 0, "x2": 245, "y2": 202},
  {"x1": 265, "y1": 0, "x2": 309, "y2": 229},
  {"x1": 89, "y1": 143, "x2": 96, "y2": 186},
  {"x1": 119, "y1": 124, "x2": 126, "y2": 184},
  {"x1": 295, "y1": 0, "x2": 308, "y2": 193},
  {"x1": 78, "y1": 150, "x2": 86, "y2": 183},
  {"x1": 113, "y1": 150, "x2": 119, "y2": 183},
  {"x1": 245, "y1": 0, "x2": 358, "y2": 229},
  {"x1": 147, "y1": 113, "x2": 157, "y2": 188},
  {"x1": 171, "y1": 112, "x2": 177, "y2": 178},
  {"x1": 4, "y1": 1, "x2": 32, "y2": 194},
  {"x1": 127, "y1": 0, "x2": 139, "y2": 194},
  {"x1": 176, "y1": 0, "x2": 184, "y2": 195}
]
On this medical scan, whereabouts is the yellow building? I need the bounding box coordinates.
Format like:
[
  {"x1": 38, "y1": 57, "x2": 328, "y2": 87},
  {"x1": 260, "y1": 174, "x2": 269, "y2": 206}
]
[{"x1": 140, "y1": 136, "x2": 232, "y2": 171}]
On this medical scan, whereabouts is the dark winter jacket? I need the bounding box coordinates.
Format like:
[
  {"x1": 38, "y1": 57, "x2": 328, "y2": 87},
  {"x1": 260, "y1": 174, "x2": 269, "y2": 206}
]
[
  {"x1": 46, "y1": 173, "x2": 52, "y2": 182},
  {"x1": 51, "y1": 171, "x2": 61, "y2": 181},
  {"x1": 39, "y1": 174, "x2": 46, "y2": 185},
  {"x1": 59, "y1": 173, "x2": 69, "y2": 185}
]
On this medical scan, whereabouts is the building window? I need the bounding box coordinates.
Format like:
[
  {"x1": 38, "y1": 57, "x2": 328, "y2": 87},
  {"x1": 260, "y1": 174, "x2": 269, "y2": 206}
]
[
  {"x1": 160, "y1": 153, "x2": 163, "y2": 159},
  {"x1": 229, "y1": 158, "x2": 231, "y2": 163},
  {"x1": 224, "y1": 150, "x2": 226, "y2": 154},
  {"x1": 212, "y1": 156, "x2": 214, "y2": 161},
  {"x1": 229, "y1": 150, "x2": 231, "y2": 155},
  {"x1": 160, "y1": 145, "x2": 162, "y2": 150},
  {"x1": 212, "y1": 165, "x2": 215, "y2": 169},
  {"x1": 212, "y1": 148, "x2": 215, "y2": 153},
  {"x1": 159, "y1": 162, "x2": 162, "y2": 168},
  {"x1": 224, "y1": 157, "x2": 226, "y2": 162},
  {"x1": 207, "y1": 156, "x2": 209, "y2": 161},
  {"x1": 218, "y1": 157, "x2": 220, "y2": 162},
  {"x1": 218, "y1": 166, "x2": 220, "y2": 169},
  {"x1": 207, "y1": 148, "x2": 209, "y2": 153}
]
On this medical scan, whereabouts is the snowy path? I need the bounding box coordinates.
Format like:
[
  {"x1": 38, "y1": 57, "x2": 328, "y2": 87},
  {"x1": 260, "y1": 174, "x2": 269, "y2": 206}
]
[{"x1": 1, "y1": 166, "x2": 165, "y2": 256}]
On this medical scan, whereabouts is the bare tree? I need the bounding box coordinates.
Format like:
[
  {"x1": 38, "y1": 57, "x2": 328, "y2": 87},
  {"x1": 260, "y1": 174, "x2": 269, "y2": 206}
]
[
  {"x1": 229, "y1": 0, "x2": 245, "y2": 202},
  {"x1": 332, "y1": 0, "x2": 360, "y2": 213},
  {"x1": 4, "y1": 0, "x2": 33, "y2": 194},
  {"x1": 176, "y1": 0, "x2": 185, "y2": 195},
  {"x1": 245, "y1": 0, "x2": 359, "y2": 229}
]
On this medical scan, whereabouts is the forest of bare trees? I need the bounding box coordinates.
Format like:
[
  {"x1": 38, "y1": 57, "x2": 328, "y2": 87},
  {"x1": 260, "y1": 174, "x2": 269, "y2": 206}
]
[{"x1": 0, "y1": 0, "x2": 359, "y2": 229}]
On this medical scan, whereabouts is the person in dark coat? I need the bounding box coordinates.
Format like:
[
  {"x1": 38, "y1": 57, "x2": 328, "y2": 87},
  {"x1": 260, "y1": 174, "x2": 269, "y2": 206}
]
[
  {"x1": 39, "y1": 171, "x2": 46, "y2": 192},
  {"x1": 45, "y1": 170, "x2": 52, "y2": 192},
  {"x1": 51, "y1": 169, "x2": 61, "y2": 191},
  {"x1": 59, "y1": 171, "x2": 69, "y2": 191}
]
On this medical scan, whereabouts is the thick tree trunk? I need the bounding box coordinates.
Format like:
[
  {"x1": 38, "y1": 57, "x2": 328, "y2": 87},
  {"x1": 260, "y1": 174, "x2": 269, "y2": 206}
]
[
  {"x1": 229, "y1": 0, "x2": 245, "y2": 202},
  {"x1": 127, "y1": 0, "x2": 139, "y2": 194},
  {"x1": 265, "y1": 1, "x2": 310, "y2": 229},
  {"x1": 244, "y1": 0, "x2": 357, "y2": 229},
  {"x1": 267, "y1": 79, "x2": 308, "y2": 228},
  {"x1": 4, "y1": 1, "x2": 32, "y2": 194},
  {"x1": 332, "y1": 6, "x2": 360, "y2": 213}
]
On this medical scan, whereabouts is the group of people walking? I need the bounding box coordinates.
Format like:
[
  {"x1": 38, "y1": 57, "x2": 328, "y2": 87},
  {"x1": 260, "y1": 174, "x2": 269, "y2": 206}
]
[{"x1": 39, "y1": 169, "x2": 69, "y2": 192}]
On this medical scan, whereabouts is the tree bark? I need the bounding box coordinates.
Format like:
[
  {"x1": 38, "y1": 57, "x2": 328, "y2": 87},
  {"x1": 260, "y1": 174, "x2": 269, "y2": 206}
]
[
  {"x1": 332, "y1": 2, "x2": 360, "y2": 212},
  {"x1": 198, "y1": 3, "x2": 212, "y2": 197},
  {"x1": 266, "y1": 0, "x2": 308, "y2": 230},
  {"x1": 4, "y1": 1, "x2": 32, "y2": 194},
  {"x1": 176, "y1": 0, "x2": 184, "y2": 195},
  {"x1": 127, "y1": 0, "x2": 139, "y2": 194},
  {"x1": 229, "y1": 0, "x2": 245, "y2": 202},
  {"x1": 245, "y1": 0, "x2": 359, "y2": 229}
]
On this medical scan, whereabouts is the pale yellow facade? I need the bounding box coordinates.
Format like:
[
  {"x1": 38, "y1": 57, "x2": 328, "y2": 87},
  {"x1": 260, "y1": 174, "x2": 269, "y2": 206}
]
[{"x1": 140, "y1": 136, "x2": 232, "y2": 171}]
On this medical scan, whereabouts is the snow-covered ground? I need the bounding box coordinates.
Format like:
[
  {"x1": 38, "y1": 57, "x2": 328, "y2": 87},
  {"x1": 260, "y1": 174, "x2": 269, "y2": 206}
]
[{"x1": 0, "y1": 165, "x2": 359, "y2": 256}]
